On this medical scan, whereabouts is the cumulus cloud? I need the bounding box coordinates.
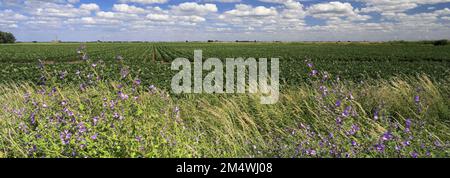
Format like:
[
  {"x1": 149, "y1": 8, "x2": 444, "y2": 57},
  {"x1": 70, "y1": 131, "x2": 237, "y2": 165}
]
[
  {"x1": 112, "y1": 4, "x2": 146, "y2": 14},
  {"x1": 0, "y1": 9, "x2": 27, "y2": 29},
  {"x1": 359, "y1": 0, "x2": 450, "y2": 13},
  {"x1": 24, "y1": 1, "x2": 92, "y2": 18},
  {"x1": 80, "y1": 3, "x2": 100, "y2": 12},
  {"x1": 203, "y1": 0, "x2": 241, "y2": 3},
  {"x1": 146, "y1": 14, "x2": 170, "y2": 21},
  {"x1": 170, "y1": 2, "x2": 218, "y2": 15},
  {"x1": 223, "y1": 4, "x2": 278, "y2": 17},
  {"x1": 118, "y1": 0, "x2": 169, "y2": 4},
  {"x1": 307, "y1": 1, "x2": 370, "y2": 21},
  {"x1": 67, "y1": 0, "x2": 79, "y2": 4},
  {"x1": 1, "y1": 0, "x2": 449, "y2": 41}
]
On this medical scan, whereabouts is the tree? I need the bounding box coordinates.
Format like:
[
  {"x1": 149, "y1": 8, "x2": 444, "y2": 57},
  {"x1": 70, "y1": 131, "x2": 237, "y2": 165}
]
[
  {"x1": 0, "y1": 31, "x2": 16, "y2": 43},
  {"x1": 433, "y1": 39, "x2": 448, "y2": 46}
]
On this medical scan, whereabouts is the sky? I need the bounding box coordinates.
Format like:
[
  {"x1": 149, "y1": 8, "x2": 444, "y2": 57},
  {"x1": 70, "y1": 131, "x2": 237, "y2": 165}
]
[{"x1": 0, "y1": 0, "x2": 449, "y2": 42}]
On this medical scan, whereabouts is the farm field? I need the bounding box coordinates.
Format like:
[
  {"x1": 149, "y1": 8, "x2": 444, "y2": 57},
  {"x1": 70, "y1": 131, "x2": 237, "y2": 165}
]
[
  {"x1": 1, "y1": 42, "x2": 450, "y2": 87},
  {"x1": 0, "y1": 42, "x2": 449, "y2": 158}
]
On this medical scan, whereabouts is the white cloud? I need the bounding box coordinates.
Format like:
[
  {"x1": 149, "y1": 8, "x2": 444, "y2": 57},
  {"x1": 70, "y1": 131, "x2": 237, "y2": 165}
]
[
  {"x1": 1, "y1": 0, "x2": 449, "y2": 41},
  {"x1": 359, "y1": 0, "x2": 450, "y2": 13},
  {"x1": 67, "y1": 0, "x2": 79, "y2": 4},
  {"x1": 0, "y1": 9, "x2": 27, "y2": 29},
  {"x1": 217, "y1": 3, "x2": 307, "y2": 33},
  {"x1": 24, "y1": 1, "x2": 92, "y2": 18},
  {"x1": 170, "y1": 2, "x2": 218, "y2": 15},
  {"x1": 0, "y1": 9, "x2": 28, "y2": 21},
  {"x1": 146, "y1": 14, "x2": 170, "y2": 21},
  {"x1": 80, "y1": 3, "x2": 100, "y2": 12},
  {"x1": 204, "y1": 0, "x2": 241, "y2": 3},
  {"x1": 118, "y1": 0, "x2": 169, "y2": 4},
  {"x1": 112, "y1": 4, "x2": 146, "y2": 14},
  {"x1": 435, "y1": 8, "x2": 450, "y2": 16},
  {"x1": 96, "y1": 11, "x2": 115, "y2": 18},
  {"x1": 307, "y1": 1, "x2": 370, "y2": 21},
  {"x1": 96, "y1": 11, "x2": 139, "y2": 20},
  {"x1": 223, "y1": 4, "x2": 278, "y2": 17}
]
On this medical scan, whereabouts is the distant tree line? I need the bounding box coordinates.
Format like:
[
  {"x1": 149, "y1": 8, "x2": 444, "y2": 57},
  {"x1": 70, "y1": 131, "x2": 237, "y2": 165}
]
[
  {"x1": 433, "y1": 39, "x2": 448, "y2": 46},
  {"x1": 0, "y1": 31, "x2": 16, "y2": 43},
  {"x1": 388, "y1": 39, "x2": 448, "y2": 46}
]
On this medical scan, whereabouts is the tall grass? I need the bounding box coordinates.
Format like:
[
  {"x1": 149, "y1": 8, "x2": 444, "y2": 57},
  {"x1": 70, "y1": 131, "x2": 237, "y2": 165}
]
[{"x1": 0, "y1": 74, "x2": 448, "y2": 158}]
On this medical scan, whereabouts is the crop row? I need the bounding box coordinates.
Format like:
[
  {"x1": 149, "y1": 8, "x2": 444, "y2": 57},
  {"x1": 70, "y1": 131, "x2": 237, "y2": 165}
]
[{"x1": 0, "y1": 42, "x2": 449, "y2": 88}]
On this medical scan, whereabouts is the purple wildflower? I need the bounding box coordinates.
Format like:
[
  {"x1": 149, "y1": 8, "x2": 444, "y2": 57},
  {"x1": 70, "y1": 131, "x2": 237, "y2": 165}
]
[
  {"x1": 375, "y1": 143, "x2": 385, "y2": 152},
  {"x1": 402, "y1": 140, "x2": 411, "y2": 147},
  {"x1": 414, "y1": 96, "x2": 420, "y2": 104},
  {"x1": 410, "y1": 152, "x2": 418, "y2": 158},
  {"x1": 91, "y1": 133, "x2": 98, "y2": 140},
  {"x1": 348, "y1": 124, "x2": 359, "y2": 135},
  {"x1": 319, "y1": 85, "x2": 328, "y2": 96},
  {"x1": 381, "y1": 131, "x2": 393, "y2": 141},
  {"x1": 335, "y1": 100, "x2": 341, "y2": 107},
  {"x1": 92, "y1": 116, "x2": 99, "y2": 126},
  {"x1": 18, "y1": 122, "x2": 28, "y2": 133},
  {"x1": 13, "y1": 109, "x2": 25, "y2": 118},
  {"x1": 77, "y1": 122, "x2": 87, "y2": 134},
  {"x1": 434, "y1": 140, "x2": 442, "y2": 147},
  {"x1": 118, "y1": 91, "x2": 129, "y2": 100},
  {"x1": 329, "y1": 132, "x2": 334, "y2": 139},
  {"x1": 23, "y1": 93, "x2": 30, "y2": 102},
  {"x1": 336, "y1": 117, "x2": 343, "y2": 125},
  {"x1": 405, "y1": 118, "x2": 412, "y2": 132},
  {"x1": 309, "y1": 70, "x2": 318, "y2": 76},
  {"x1": 30, "y1": 112, "x2": 36, "y2": 125},
  {"x1": 113, "y1": 112, "x2": 123, "y2": 120},
  {"x1": 51, "y1": 87, "x2": 57, "y2": 94},
  {"x1": 60, "y1": 130, "x2": 72, "y2": 145},
  {"x1": 307, "y1": 149, "x2": 317, "y2": 156},
  {"x1": 136, "y1": 136, "x2": 142, "y2": 142},
  {"x1": 342, "y1": 106, "x2": 351, "y2": 117},
  {"x1": 38, "y1": 89, "x2": 46, "y2": 95},
  {"x1": 133, "y1": 79, "x2": 141, "y2": 86},
  {"x1": 373, "y1": 109, "x2": 379, "y2": 120},
  {"x1": 109, "y1": 100, "x2": 116, "y2": 109}
]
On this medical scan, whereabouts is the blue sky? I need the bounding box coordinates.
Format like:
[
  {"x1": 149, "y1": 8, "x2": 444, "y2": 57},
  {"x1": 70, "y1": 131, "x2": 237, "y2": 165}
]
[{"x1": 1, "y1": 0, "x2": 449, "y2": 41}]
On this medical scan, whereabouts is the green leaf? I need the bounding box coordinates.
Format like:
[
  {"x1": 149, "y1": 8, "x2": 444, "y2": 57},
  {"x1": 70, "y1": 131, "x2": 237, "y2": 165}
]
[
  {"x1": 137, "y1": 108, "x2": 143, "y2": 116},
  {"x1": 79, "y1": 103, "x2": 85, "y2": 111}
]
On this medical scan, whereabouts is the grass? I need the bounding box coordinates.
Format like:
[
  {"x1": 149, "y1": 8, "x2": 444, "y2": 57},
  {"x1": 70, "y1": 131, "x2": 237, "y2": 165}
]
[
  {"x1": 0, "y1": 70, "x2": 448, "y2": 157},
  {"x1": 0, "y1": 43, "x2": 448, "y2": 158}
]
